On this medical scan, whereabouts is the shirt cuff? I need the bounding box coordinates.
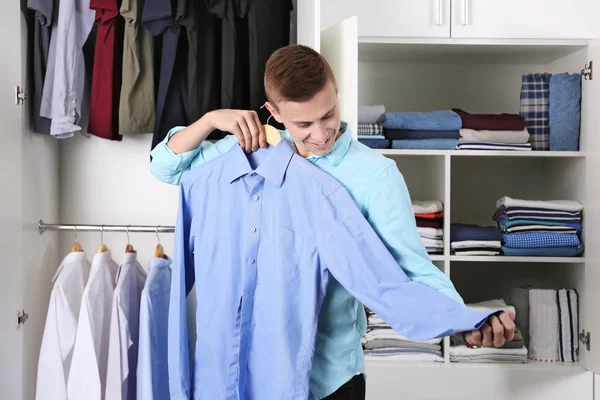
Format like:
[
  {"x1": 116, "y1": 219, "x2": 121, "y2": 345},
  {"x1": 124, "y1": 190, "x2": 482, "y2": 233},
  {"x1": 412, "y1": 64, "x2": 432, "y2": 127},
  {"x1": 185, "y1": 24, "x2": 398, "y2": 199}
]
[
  {"x1": 50, "y1": 116, "x2": 80, "y2": 137},
  {"x1": 150, "y1": 126, "x2": 193, "y2": 170}
]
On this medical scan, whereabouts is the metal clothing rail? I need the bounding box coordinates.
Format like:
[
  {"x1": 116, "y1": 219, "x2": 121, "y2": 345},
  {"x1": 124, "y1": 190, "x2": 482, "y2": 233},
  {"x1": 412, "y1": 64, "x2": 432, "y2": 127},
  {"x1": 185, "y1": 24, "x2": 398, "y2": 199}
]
[{"x1": 38, "y1": 220, "x2": 175, "y2": 234}]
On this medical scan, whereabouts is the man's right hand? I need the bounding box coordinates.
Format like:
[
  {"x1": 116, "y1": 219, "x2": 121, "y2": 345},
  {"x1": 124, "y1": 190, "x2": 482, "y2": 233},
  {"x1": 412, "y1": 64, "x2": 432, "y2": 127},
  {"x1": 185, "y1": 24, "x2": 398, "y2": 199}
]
[{"x1": 207, "y1": 109, "x2": 267, "y2": 153}]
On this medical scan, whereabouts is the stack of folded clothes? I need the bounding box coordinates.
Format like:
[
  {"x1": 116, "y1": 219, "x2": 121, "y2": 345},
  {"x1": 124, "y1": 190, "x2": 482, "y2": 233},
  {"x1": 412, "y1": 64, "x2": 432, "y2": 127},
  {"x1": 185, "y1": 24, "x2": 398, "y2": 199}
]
[
  {"x1": 413, "y1": 200, "x2": 444, "y2": 253},
  {"x1": 493, "y1": 197, "x2": 584, "y2": 257},
  {"x1": 453, "y1": 108, "x2": 532, "y2": 151},
  {"x1": 384, "y1": 110, "x2": 461, "y2": 150},
  {"x1": 363, "y1": 309, "x2": 443, "y2": 362},
  {"x1": 358, "y1": 105, "x2": 389, "y2": 149},
  {"x1": 450, "y1": 223, "x2": 502, "y2": 255},
  {"x1": 450, "y1": 299, "x2": 528, "y2": 363}
]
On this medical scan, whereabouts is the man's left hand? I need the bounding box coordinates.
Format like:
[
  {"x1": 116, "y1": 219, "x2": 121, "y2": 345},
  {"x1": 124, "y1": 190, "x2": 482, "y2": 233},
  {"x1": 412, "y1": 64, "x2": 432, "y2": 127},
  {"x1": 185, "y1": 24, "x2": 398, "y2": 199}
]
[{"x1": 463, "y1": 309, "x2": 516, "y2": 348}]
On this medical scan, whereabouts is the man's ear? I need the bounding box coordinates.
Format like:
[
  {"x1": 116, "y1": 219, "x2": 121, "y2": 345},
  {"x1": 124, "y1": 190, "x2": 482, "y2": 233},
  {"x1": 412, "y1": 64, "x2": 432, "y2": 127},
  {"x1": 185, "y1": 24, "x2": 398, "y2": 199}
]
[{"x1": 265, "y1": 102, "x2": 283, "y2": 124}]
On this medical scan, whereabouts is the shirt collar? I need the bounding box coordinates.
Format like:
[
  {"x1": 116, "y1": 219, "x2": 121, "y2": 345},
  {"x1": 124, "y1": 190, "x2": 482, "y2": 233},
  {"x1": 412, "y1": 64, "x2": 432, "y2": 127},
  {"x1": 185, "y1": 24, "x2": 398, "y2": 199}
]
[
  {"x1": 224, "y1": 139, "x2": 295, "y2": 188},
  {"x1": 281, "y1": 121, "x2": 352, "y2": 166}
]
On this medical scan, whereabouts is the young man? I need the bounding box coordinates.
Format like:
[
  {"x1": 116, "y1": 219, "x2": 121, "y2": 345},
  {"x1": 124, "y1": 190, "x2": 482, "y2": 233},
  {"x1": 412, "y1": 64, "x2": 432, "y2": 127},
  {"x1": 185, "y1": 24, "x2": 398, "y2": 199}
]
[{"x1": 150, "y1": 44, "x2": 516, "y2": 400}]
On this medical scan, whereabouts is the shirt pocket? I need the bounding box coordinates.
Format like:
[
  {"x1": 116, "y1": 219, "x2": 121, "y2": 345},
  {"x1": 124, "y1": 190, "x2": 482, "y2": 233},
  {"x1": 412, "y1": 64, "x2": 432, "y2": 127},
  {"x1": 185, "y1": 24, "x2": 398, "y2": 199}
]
[{"x1": 273, "y1": 226, "x2": 303, "y2": 283}]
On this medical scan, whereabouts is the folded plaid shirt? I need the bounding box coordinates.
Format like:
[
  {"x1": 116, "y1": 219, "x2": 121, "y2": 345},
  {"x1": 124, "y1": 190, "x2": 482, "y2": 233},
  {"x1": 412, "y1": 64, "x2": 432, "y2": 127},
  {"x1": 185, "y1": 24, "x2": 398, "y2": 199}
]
[
  {"x1": 502, "y1": 231, "x2": 581, "y2": 248},
  {"x1": 520, "y1": 73, "x2": 552, "y2": 150},
  {"x1": 357, "y1": 122, "x2": 384, "y2": 136}
]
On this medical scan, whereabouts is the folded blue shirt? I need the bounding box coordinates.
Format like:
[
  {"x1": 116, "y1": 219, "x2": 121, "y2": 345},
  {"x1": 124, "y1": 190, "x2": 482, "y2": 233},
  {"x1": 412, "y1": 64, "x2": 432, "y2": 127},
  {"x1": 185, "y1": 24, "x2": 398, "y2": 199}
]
[{"x1": 384, "y1": 111, "x2": 462, "y2": 130}]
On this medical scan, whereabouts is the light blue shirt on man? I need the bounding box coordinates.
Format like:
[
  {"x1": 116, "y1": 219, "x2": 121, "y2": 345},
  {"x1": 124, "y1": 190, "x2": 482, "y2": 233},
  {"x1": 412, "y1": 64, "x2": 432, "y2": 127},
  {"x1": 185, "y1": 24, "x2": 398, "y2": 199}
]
[{"x1": 150, "y1": 122, "x2": 465, "y2": 399}]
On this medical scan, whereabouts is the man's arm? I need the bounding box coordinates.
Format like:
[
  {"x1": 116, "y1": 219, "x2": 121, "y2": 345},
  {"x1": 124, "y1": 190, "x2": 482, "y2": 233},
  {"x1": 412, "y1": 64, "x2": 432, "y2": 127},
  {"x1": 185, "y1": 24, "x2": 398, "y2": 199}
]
[
  {"x1": 149, "y1": 110, "x2": 267, "y2": 185},
  {"x1": 363, "y1": 162, "x2": 463, "y2": 303}
]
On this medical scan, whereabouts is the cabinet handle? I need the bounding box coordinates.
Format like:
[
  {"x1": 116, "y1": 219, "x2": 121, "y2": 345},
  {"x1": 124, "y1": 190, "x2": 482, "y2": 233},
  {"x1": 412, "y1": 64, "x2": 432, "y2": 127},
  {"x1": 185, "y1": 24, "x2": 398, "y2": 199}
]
[
  {"x1": 437, "y1": 0, "x2": 443, "y2": 25},
  {"x1": 462, "y1": 0, "x2": 469, "y2": 25}
]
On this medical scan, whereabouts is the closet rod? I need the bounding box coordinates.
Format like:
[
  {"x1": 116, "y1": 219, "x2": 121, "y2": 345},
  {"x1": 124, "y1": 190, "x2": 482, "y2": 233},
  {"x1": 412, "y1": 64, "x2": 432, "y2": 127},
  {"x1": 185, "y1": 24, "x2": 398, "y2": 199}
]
[{"x1": 38, "y1": 220, "x2": 175, "y2": 234}]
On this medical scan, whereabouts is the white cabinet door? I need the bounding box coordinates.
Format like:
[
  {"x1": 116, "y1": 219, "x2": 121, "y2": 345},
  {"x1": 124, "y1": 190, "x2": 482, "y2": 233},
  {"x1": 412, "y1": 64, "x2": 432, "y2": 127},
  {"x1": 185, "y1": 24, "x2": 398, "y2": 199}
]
[
  {"x1": 321, "y1": 0, "x2": 451, "y2": 39},
  {"x1": 320, "y1": 17, "x2": 358, "y2": 139},
  {"x1": 0, "y1": 2, "x2": 24, "y2": 399},
  {"x1": 451, "y1": 0, "x2": 600, "y2": 39},
  {"x1": 582, "y1": 40, "x2": 600, "y2": 376}
]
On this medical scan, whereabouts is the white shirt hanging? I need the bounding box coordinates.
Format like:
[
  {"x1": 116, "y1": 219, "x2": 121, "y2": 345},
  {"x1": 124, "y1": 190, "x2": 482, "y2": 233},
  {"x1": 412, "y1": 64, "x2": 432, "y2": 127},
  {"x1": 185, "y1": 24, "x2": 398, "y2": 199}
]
[
  {"x1": 35, "y1": 251, "x2": 90, "y2": 400},
  {"x1": 67, "y1": 250, "x2": 118, "y2": 400},
  {"x1": 105, "y1": 252, "x2": 147, "y2": 400}
]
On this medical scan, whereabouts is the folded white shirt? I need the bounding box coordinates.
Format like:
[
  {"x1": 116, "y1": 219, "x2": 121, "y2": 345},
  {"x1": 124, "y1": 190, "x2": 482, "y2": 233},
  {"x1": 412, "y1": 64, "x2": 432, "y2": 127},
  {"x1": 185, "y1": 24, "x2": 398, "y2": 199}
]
[
  {"x1": 496, "y1": 197, "x2": 583, "y2": 212},
  {"x1": 364, "y1": 327, "x2": 443, "y2": 345},
  {"x1": 417, "y1": 227, "x2": 443, "y2": 239},
  {"x1": 450, "y1": 344, "x2": 528, "y2": 357},
  {"x1": 412, "y1": 200, "x2": 443, "y2": 214},
  {"x1": 466, "y1": 299, "x2": 516, "y2": 315},
  {"x1": 420, "y1": 237, "x2": 444, "y2": 247}
]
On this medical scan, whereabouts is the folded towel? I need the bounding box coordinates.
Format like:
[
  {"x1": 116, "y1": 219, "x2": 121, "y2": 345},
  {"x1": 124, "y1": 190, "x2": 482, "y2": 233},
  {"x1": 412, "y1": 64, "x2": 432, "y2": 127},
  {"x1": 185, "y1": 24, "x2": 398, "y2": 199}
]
[
  {"x1": 452, "y1": 250, "x2": 501, "y2": 256},
  {"x1": 420, "y1": 237, "x2": 444, "y2": 248},
  {"x1": 502, "y1": 225, "x2": 578, "y2": 234},
  {"x1": 451, "y1": 240, "x2": 502, "y2": 249},
  {"x1": 453, "y1": 108, "x2": 526, "y2": 131},
  {"x1": 501, "y1": 245, "x2": 584, "y2": 257},
  {"x1": 505, "y1": 287, "x2": 531, "y2": 347},
  {"x1": 386, "y1": 128, "x2": 460, "y2": 140},
  {"x1": 357, "y1": 122, "x2": 384, "y2": 136},
  {"x1": 494, "y1": 206, "x2": 582, "y2": 222},
  {"x1": 358, "y1": 105, "x2": 385, "y2": 124},
  {"x1": 520, "y1": 73, "x2": 552, "y2": 150},
  {"x1": 450, "y1": 223, "x2": 502, "y2": 242},
  {"x1": 384, "y1": 110, "x2": 462, "y2": 130},
  {"x1": 498, "y1": 219, "x2": 583, "y2": 233},
  {"x1": 458, "y1": 128, "x2": 530, "y2": 144},
  {"x1": 391, "y1": 138, "x2": 459, "y2": 150},
  {"x1": 417, "y1": 227, "x2": 444, "y2": 239},
  {"x1": 549, "y1": 73, "x2": 582, "y2": 151},
  {"x1": 412, "y1": 200, "x2": 444, "y2": 214},
  {"x1": 466, "y1": 299, "x2": 516, "y2": 315},
  {"x1": 416, "y1": 218, "x2": 443, "y2": 229},
  {"x1": 502, "y1": 232, "x2": 581, "y2": 249},
  {"x1": 557, "y1": 289, "x2": 579, "y2": 362},
  {"x1": 496, "y1": 197, "x2": 583, "y2": 212},
  {"x1": 364, "y1": 349, "x2": 444, "y2": 362},
  {"x1": 415, "y1": 211, "x2": 444, "y2": 219},
  {"x1": 456, "y1": 142, "x2": 532, "y2": 151},
  {"x1": 358, "y1": 138, "x2": 389, "y2": 149},
  {"x1": 529, "y1": 289, "x2": 559, "y2": 362}
]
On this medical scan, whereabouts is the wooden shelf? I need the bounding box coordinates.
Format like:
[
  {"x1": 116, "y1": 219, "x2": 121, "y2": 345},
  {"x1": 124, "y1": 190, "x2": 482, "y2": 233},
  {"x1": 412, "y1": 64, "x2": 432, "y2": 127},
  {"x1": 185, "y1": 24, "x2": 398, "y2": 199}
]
[
  {"x1": 378, "y1": 149, "x2": 585, "y2": 157},
  {"x1": 449, "y1": 256, "x2": 585, "y2": 263},
  {"x1": 358, "y1": 38, "x2": 589, "y2": 64}
]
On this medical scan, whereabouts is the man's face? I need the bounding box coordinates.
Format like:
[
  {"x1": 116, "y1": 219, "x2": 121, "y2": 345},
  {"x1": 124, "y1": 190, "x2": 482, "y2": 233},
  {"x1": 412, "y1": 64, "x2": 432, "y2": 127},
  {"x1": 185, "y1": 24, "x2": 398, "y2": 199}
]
[{"x1": 267, "y1": 81, "x2": 341, "y2": 158}]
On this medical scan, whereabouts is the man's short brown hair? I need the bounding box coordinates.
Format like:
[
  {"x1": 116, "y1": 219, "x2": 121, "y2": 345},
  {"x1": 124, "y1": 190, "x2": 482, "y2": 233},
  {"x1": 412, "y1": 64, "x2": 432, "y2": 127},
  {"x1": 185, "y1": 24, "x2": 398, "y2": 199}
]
[{"x1": 264, "y1": 44, "x2": 337, "y2": 107}]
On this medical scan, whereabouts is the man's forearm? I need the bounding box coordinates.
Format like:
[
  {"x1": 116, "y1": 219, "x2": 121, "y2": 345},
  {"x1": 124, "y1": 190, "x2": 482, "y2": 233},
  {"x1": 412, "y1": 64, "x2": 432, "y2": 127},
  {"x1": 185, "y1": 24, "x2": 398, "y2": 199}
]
[{"x1": 167, "y1": 113, "x2": 215, "y2": 155}]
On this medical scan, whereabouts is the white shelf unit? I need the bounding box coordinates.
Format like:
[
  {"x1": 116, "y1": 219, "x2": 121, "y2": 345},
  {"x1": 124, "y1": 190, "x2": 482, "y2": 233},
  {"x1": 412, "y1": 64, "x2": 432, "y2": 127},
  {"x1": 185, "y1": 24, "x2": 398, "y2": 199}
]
[{"x1": 353, "y1": 36, "x2": 600, "y2": 399}]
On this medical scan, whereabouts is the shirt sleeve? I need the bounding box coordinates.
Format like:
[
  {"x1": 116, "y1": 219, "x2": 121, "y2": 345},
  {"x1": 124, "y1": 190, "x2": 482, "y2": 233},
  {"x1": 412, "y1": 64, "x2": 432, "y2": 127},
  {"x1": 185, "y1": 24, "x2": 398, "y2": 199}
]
[
  {"x1": 149, "y1": 126, "x2": 238, "y2": 185},
  {"x1": 105, "y1": 288, "x2": 125, "y2": 400},
  {"x1": 318, "y1": 186, "x2": 497, "y2": 342},
  {"x1": 168, "y1": 183, "x2": 196, "y2": 400},
  {"x1": 364, "y1": 162, "x2": 464, "y2": 304}
]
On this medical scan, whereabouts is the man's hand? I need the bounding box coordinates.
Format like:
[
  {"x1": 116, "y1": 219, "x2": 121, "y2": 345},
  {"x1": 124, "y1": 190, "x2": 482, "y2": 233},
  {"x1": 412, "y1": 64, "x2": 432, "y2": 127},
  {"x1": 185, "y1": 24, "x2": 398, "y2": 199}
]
[
  {"x1": 463, "y1": 309, "x2": 516, "y2": 348},
  {"x1": 207, "y1": 109, "x2": 266, "y2": 153}
]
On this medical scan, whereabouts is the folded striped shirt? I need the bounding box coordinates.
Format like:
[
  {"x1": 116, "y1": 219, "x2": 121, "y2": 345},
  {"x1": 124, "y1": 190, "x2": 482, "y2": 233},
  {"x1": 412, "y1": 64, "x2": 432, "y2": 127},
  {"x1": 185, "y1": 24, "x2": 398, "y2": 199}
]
[
  {"x1": 456, "y1": 142, "x2": 532, "y2": 151},
  {"x1": 357, "y1": 122, "x2": 384, "y2": 136},
  {"x1": 498, "y1": 219, "x2": 583, "y2": 232},
  {"x1": 502, "y1": 232, "x2": 581, "y2": 248},
  {"x1": 502, "y1": 224, "x2": 578, "y2": 234},
  {"x1": 494, "y1": 206, "x2": 581, "y2": 222}
]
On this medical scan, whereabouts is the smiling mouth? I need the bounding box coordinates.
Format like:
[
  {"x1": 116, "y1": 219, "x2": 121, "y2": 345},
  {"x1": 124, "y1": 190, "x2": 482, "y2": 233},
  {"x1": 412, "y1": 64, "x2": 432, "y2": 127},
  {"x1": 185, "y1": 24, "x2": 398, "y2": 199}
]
[{"x1": 308, "y1": 136, "x2": 332, "y2": 149}]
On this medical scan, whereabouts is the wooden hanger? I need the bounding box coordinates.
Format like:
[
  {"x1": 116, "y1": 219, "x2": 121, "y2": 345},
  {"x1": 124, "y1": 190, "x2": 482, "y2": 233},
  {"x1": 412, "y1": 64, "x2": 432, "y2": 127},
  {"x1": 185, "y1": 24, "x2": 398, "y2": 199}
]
[
  {"x1": 154, "y1": 226, "x2": 165, "y2": 259},
  {"x1": 71, "y1": 226, "x2": 84, "y2": 252},
  {"x1": 97, "y1": 225, "x2": 108, "y2": 253},
  {"x1": 125, "y1": 226, "x2": 135, "y2": 253},
  {"x1": 264, "y1": 124, "x2": 281, "y2": 146}
]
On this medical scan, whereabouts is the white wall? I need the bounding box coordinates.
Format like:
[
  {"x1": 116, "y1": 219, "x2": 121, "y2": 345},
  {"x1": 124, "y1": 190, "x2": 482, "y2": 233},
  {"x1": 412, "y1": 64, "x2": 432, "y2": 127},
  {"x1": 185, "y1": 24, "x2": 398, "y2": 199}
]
[{"x1": 58, "y1": 134, "x2": 178, "y2": 268}]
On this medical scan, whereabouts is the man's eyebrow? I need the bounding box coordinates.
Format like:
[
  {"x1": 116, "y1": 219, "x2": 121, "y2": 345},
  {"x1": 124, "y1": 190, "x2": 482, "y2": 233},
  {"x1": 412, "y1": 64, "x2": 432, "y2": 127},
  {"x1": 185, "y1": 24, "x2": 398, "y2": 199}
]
[{"x1": 292, "y1": 106, "x2": 336, "y2": 124}]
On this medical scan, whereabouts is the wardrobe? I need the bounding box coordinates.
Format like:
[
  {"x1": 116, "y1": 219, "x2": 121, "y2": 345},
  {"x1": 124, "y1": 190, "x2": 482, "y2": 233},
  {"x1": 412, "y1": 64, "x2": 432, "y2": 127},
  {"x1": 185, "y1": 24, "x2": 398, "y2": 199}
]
[{"x1": 2, "y1": 0, "x2": 600, "y2": 399}]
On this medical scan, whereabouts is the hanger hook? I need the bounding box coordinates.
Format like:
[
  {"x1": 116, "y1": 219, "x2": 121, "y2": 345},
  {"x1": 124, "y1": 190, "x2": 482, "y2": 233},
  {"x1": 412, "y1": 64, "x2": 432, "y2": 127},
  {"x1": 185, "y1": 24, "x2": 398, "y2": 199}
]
[
  {"x1": 156, "y1": 226, "x2": 161, "y2": 244},
  {"x1": 126, "y1": 225, "x2": 131, "y2": 244},
  {"x1": 100, "y1": 225, "x2": 104, "y2": 244},
  {"x1": 73, "y1": 225, "x2": 79, "y2": 241}
]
